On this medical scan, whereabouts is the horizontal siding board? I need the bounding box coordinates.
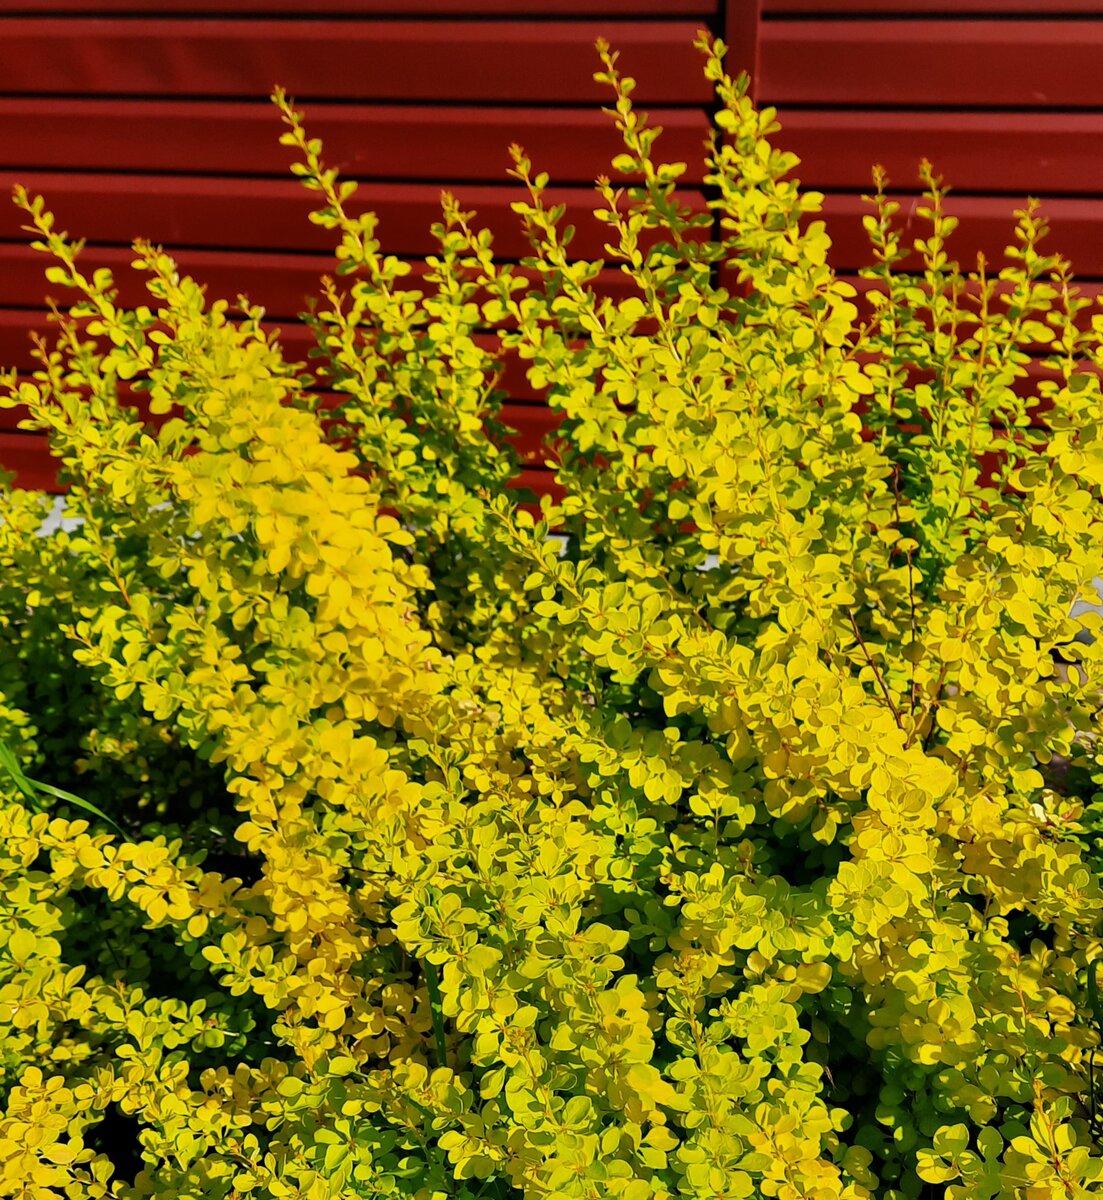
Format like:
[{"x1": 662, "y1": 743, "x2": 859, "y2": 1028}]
[
  {"x1": 0, "y1": 433, "x2": 59, "y2": 491},
  {"x1": 14, "y1": 1, "x2": 715, "y2": 12},
  {"x1": 0, "y1": 174, "x2": 710, "y2": 262},
  {"x1": 0, "y1": 20, "x2": 713, "y2": 103},
  {"x1": 759, "y1": 20, "x2": 1103, "y2": 107},
  {"x1": 0, "y1": 244, "x2": 646, "y2": 319},
  {"x1": 0, "y1": 244, "x2": 336, "y2": 319},
  {"x1": 775, "y1": 110, "x2": 1103, "y2": 195},
  {"x1": 814, "y1": 194, "x2": 1103, "y2": 274},
  {"x1": 764, "y1": 1, "x2": 1103, "y2": 11},
  {"x1": 0, "y1": 100, "x2": 711, "y2": 183},
  {"x1": 0, "y1": 310, "x2": 64, "y2": 370},
  {"x1": 0, "y1": 173, "x2": 358, "y2": 252}
]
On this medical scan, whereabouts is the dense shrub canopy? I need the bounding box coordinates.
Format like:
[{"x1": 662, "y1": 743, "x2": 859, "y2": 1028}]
[{"x1": 0, "y1": 29, "x2": 1102, "y2": 1200}]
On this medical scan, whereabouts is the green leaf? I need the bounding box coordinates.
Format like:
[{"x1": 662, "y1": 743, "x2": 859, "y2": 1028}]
[
  {"x1": 28, "y1": 779, "x2": 126, "y2": 837},
  {"x1": 0, "y1": 739, "x2": 36, "y2": 800},
  {"x1": 0, "y1": 738, "x2": 126, "y2": 837},
  {"x1": 932, "y1": 1123, "x2": 970, "y2": 1156}
]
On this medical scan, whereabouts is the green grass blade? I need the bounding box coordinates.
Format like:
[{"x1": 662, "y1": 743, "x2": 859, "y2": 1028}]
[
  {"x1": 0, "y1": 739, "x2": 38, "y2": 800},
  {"x1": 25, "y1": 776, "x2": 127, "y2": 838},
  {"x1": 0, "y1": 737, "x2": 126, "y2": 837}
]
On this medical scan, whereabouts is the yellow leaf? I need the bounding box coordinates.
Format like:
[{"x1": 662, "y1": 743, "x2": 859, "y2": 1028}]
[{"x1": 8, "y1": 928, "x2": 36, "y2": 961}]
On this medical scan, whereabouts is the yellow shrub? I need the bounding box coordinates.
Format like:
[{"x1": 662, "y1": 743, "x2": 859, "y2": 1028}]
[{"x1": 0, "y1": 29, "x2": 1101, "y2": 1200}]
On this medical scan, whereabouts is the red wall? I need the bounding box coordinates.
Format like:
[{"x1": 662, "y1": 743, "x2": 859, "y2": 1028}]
[
  {"x1": 4, "y1": 2, "x2": 1100, "y2": 492},
  {"x1": 752, "y1": 1, "x2": 1103, "y2": 460},
  {"x1": 0, "y1": 1, "x2": 736, "y2": 493}
]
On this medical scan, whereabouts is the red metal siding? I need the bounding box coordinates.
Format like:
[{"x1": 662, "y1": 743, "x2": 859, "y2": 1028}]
[
  {"x1": 759, "y1": 19, "x2": 1103, "y2": 108},
  {"x1": 0, "y1": 100, "x2": 713, "y2": 183},
  {"x1": 0, "y1": 3, "x2": 732, "y2": 492},
  {"x1": 8, "y1": 4, "x2": 1095, "y2": 493},
  {"x1": 11, "y1": 1, "x2": 713, "y2": 12},
  {"x1": 0, "y1": 20, "x2": 713, "y2": 102},
  {"x1": 765, "y1": 1, "x2": 1103, "y2": 13},
  {"x1": 756, "y1": 3, "x2": 1103, "y2": 450}
]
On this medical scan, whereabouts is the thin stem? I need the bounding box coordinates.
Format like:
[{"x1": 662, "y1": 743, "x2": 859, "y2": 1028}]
[
  {"x1": 892, "y1": 463, "x2": 918, "y2": 712},
  {"x1": 917, "y1": 663, "x2": 951, "y2": 754},
  {"x1": 846, "y1": 610, "x2": 903, "y2": 730}
]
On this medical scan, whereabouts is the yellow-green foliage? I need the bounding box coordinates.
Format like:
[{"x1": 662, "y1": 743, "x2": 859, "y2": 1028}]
[{"x1": 1, "y1": 29, "x2": 1103, "y2": 1200}]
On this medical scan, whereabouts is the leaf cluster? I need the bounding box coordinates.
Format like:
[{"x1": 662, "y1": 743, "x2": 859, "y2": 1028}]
[{"x1": 0, "y1": 30, "x2": 1101, "y2": 1200}]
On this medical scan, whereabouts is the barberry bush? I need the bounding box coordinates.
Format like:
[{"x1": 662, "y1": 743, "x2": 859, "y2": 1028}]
[{"x1": 0, "y1": 28, "x2": 1102, "y2": 1200}]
